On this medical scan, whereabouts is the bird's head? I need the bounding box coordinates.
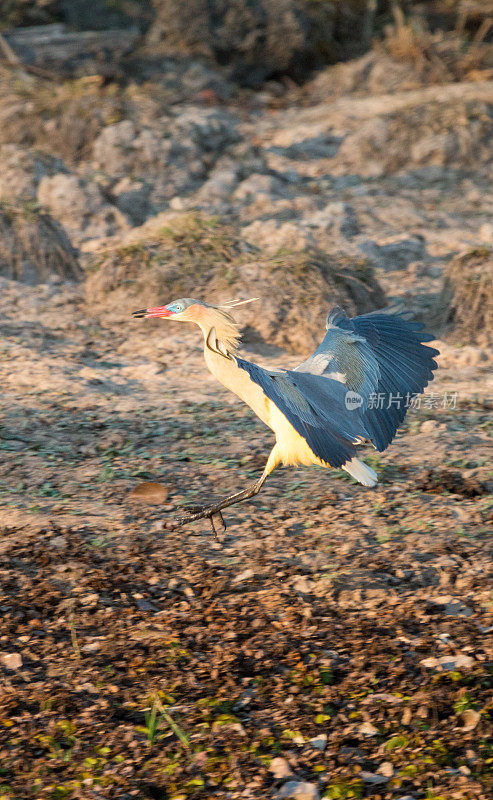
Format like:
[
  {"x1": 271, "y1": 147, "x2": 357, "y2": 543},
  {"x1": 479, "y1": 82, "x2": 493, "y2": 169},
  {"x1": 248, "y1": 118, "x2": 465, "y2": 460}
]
[
  {"x1": 133, "y1": 297, "x2": 258, "y2": 324},
  {"x1": 132, "y1": 297, "x2": 259, "y2": 354},
  {"x1": 132, "y1": 298, "x2": 209, "y2": 323}
]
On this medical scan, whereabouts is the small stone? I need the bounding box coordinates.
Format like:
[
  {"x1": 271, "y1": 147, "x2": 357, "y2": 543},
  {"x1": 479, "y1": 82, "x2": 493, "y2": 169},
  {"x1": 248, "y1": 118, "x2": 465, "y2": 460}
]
[
  {"x1": 1, "y1": 652, "x2": 22, "y2": 670},
  {"x1": 421, "y1": 420, "x2": 440, "y2": 434},
  {"x1": 401, "y1": 707, "x2": 412, "y2": 725},
  {"x1": 459, "y1": 765, "x2": 472, "y2": 776},
  {"x1": 278, "y1": 781, "x2": 320, "y2": 800},
  {"x1": 361, "y1": 771, "x2": 388, "y2": 784},
  {"x1": 232, "y1": 569, "x2": 255, "y2": 584},
  {"x1": 49, "y1": 535, "x2": 67, "y2": 549},
  {"x1": 377, "y1": 762, "x2": 394, "y2": 778},
  {"x1": 359, "y1": 721, "x2": 379, "y2": 736},
  {"x1": 269, "y1": 757, "x2": 294, "y2": 779},
  {"x1": 420, "y1": 656, "x2": 439, "y2": 669},
  {"x1": 444, "y1": 600, "x2": 473, "y2": 618},
  {"x1": 293, "y1": 577, "x2": 313, "y2": 594},
  {"x1": 81, "y1": 641, "x2": 100, "y2": 653},
  {"x1": 308, "y1": 734, "x2": 327, "y2": 751},
  {"x1": 439, "y1": 654, "x2": 474, "y2": 670},
  {"x1": 421, "y1": 653, "x2": 475, "y2": 671}
]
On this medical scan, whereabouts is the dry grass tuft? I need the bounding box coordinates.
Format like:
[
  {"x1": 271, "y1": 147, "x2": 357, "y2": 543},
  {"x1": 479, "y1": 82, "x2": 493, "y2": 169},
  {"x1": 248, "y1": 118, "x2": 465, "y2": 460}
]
[
  {"x1": 0, "y1": 72, "x2": 125, "y2": 162},
  {"x1": 0, "y1": 201, "x2": 81, "y2": 283},
  {"x1": 87, "y1": 212, "x2": 386, "y2": 352},
  {"x1": 379, "y1": 4, "x2": 493, "y2": 83},
  {"x1": 437, "y1": 247, "x2": 493, "y2": 345}
]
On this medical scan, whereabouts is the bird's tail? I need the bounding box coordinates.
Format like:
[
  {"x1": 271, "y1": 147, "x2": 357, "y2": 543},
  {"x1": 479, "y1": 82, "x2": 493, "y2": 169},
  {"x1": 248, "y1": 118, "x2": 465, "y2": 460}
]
[{"x1": 342, "y1": 457, "x2": 378, "y2": 486}]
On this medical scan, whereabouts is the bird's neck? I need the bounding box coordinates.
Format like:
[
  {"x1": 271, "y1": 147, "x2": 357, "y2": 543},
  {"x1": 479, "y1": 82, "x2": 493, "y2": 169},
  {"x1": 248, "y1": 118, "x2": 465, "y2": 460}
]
[{"x1": 196, "y1": 306, "x2": 241, "y2": 357}]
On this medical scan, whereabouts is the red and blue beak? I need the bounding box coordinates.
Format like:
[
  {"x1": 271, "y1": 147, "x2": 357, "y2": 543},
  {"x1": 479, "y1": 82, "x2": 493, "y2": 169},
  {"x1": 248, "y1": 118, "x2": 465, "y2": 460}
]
[{"x1": 132, "y1": 305, "x2": 173, "y2": 319}]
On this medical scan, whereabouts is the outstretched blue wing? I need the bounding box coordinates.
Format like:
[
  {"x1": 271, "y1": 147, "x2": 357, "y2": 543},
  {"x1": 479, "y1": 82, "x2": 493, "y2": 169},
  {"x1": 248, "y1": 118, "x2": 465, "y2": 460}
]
[
  {"x1": 330, "y1": 308, "x2": 439, "y2": 450},
  {"x1": 235, "y1": 357, "x2": 371, "y2": 468},
  {"x1": 300, "y1": 306, "x2": 439, "y2": 451}
]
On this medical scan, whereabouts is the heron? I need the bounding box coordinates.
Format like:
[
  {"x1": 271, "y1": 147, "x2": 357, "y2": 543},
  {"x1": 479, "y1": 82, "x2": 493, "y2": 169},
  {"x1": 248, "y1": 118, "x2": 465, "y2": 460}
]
[{"x1": 132, "y1": 298, "x2": 439, "y2": 532}]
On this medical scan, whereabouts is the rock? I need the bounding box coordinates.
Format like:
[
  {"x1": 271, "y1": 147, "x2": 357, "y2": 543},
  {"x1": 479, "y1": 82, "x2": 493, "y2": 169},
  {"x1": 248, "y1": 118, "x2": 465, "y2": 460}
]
[
  {"x1": 92, "y1": 110, "x2": 239, "y2": 208},
  {"x1": 442, "y1": 654, "x2": 474, "y2": 672},
  {"x1": 308, "y1": 202, "x2": 360, "y2": 238},
  {"x1": 171, "y1": 107, "x2": 240, "y2": 153},
  {"x1": 278, "y1": 780, "x2": 320, "y2": 800},
  {"x1": 232, "y1": 569, "x2": 255, "y2": 584},
  {"x1": 38, "y1": 173, "x2": 129, "y2": 244},
  {"x1": 96, "y1": 430, "x2": 126, "y2": 451},
  {"x1": 293, "y1": 577, "x2": 313, "y2": 594},
  {"x1": 92, "y1": 120, "x2": 138, "y2": 177},
  {"x1": 361, "y1": 693, "x2": 403, "y2": 705},
  {"x1": 308, "y1": 733, "x2": 327, "y2": 751},
  {"x1": 81, "y1": 641, "x2": 101, "y2": 653},
  {"x1": 444, "y1": 600, "x2": 473, "y2": 618},
  {"x1": 49, "y1": 536, "x2": 68, "y2": 549},
  {"x1": 420, "y1": 420, "x2": 442, "y2": 435},
  {"x1": 420, "y1": 654, "x2": 475, "y2": 671},
  {"x1": 427, "y1": 596, "x2": 474, "y2": 618},
  {"x1": 194, "y1": 166, "x2": 239, "y2": 206},
  {"x1": 112, "y1": 178, "x2": 150, "y2": 225},
  {"x1": 242, "y1": 220, "x2": 310, "y2": 253},
  {"x1": 361, "y1": 771, "x2": 388, "y2": 784},
  {"x1": 269, "y1": 757, "x2": 294, "y2": 779},
  {"x1": 360, "y1": 235, "x2": 427, "y2": 271},
  {"x1": 377, "y1": 762, "x2": 394, "y2": 778},
  {"x1": 1, "y1": 652, "x2": 23, "y2": 670},
  {"x1": 359, "y1": 721, "x2": 378, "y2": 736},
  {"x1": 334, "y1": 99, "x2": 493, "y2": 176},
  {"x1": 335, "y1": 117, "x2": 390, "y2": 178},
  {"x1": 0, "y1": 145, "x2": 64, "y2": 202},
  {"x1": 233, "y1": 173, "x2": 286, "y2": 202}
]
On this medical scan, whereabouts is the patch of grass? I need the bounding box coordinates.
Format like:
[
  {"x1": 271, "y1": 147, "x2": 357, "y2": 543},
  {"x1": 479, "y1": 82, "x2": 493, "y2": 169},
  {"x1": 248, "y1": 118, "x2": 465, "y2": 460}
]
[
  {"x1": 323, "y1": 779, "x2": 364, "y2": 799},
  {"x1": 137, "y1": 696, "x2": 190, "y2": 750}
]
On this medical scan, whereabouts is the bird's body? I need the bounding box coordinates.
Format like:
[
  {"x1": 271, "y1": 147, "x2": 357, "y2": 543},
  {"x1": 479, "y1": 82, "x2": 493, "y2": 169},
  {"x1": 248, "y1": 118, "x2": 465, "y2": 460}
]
[{"x1": 132, "y1": 297, "x2": 439, "y2": 530}]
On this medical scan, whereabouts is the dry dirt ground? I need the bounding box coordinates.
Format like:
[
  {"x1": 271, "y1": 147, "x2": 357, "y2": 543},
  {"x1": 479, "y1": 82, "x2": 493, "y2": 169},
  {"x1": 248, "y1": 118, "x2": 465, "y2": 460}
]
[
  {"x1": 0, "y1": 279, "x2": 491, "y2": 800},
  {"x1": 0, "y1": 20, "x2": 493, "y2": 798}
]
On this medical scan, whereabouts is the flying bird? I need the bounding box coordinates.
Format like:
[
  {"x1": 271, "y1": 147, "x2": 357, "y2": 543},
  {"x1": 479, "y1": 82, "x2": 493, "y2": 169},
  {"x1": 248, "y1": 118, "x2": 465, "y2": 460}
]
[{"x1": 132, "y1": 299, "x2": 439, "y2": 532}]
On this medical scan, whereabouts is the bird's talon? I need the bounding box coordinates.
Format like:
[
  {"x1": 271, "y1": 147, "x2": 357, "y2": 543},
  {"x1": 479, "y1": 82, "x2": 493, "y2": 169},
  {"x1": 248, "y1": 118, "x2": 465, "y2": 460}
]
[{"x1": 181, "y1": 504, "x2": 204, "y2": 515}]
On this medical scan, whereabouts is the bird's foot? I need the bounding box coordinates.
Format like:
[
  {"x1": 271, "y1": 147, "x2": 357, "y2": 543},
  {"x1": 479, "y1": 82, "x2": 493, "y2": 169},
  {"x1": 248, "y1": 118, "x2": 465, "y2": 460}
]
[{"x1": 174, "y1": 504, "x2": 227, "y2": 538}]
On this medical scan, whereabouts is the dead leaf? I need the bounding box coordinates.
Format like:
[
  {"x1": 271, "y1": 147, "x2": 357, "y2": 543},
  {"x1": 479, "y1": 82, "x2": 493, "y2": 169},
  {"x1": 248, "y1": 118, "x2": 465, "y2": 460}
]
[
  {"x1": 127, "y1": 482, "x2": 168, "y2": 504},
  {"x1": 461, "y1": 709, "x2": 480, "y2": 731}
]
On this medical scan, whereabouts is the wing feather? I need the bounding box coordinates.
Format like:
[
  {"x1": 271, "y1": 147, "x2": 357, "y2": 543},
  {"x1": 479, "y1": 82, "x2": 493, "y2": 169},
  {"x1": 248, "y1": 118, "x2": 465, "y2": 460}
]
[
  {"x1": 235, "y1": 358, "x2": 371, "y2": 468},
  {"x1": 329, "y1": 309, "x2": 439, "y2": 451}
]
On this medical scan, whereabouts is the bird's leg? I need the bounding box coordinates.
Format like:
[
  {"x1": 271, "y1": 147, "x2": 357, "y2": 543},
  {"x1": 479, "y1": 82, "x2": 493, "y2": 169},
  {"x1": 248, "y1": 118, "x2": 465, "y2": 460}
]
[
  {"x1": 176, "y1": 475, "x2": 267, "y2": 531},
  {"x1": 174, "y1": 447, "x2": 280, "y2": 532}
]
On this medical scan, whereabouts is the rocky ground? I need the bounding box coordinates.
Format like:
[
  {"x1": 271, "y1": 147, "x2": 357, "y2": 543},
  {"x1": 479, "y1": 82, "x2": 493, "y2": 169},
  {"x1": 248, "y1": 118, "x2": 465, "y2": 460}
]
[{"x1": 0, "y1": 16, "x2": 492, "y2": 800}]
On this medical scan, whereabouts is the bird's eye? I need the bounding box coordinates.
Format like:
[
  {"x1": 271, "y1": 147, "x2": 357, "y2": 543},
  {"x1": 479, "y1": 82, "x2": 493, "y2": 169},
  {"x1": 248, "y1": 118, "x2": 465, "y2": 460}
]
[{"x1": 175, "y1": 304, "x2": 183, "y2": 312}]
